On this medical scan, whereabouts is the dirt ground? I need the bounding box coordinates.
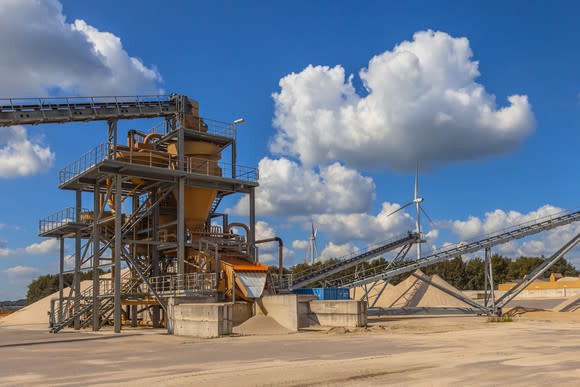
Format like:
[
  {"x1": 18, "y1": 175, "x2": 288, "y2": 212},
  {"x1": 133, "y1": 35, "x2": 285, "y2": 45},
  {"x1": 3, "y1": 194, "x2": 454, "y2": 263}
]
[{"x1": 2, "y1": 312, "x2": 580, "y2": 386}]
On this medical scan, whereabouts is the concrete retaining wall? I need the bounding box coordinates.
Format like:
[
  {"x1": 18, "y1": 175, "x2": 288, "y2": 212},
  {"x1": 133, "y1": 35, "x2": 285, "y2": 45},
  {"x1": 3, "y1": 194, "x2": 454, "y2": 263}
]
[
  {"x1": 169, "y1": 302, "x2": 233, "y2": 338},
  {"x1": 232, "y1": 302, "x2": 253, "y2": 326},
  {"x1": 307, "y1": 300, "x2": 367, "y2": 327},
  {"x1": 257, "y1": 294, "x2": 300, "y2": 331}
]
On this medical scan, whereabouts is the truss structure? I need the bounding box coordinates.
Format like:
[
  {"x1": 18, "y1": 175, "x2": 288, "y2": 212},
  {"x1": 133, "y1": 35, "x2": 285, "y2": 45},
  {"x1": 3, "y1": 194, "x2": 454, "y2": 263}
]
[{"x1": 1, "y1": 95, "x2": 258, "y2": 332}]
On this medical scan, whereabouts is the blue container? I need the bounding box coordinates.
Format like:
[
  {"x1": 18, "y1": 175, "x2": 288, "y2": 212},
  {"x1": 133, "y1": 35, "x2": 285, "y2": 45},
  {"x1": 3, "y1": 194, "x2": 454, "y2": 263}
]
[{"x1": 292, "y1": 287, "x2": 350, "y2": 300}]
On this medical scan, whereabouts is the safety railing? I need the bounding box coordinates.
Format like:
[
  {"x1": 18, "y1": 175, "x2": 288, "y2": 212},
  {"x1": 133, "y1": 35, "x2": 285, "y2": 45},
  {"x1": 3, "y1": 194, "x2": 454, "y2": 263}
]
[
  {"x1": 185, "y1": 157, "x2": 258, "y2": 183},
  {"x1": 58, "y1": 142, "x2": 258, "y2": 185},
  {"x1": 290, "y1": 232, "x2": 417, "y2": 284},
  {"x1": 185, "y1": 116, "x2": 237, "y2": 139},
  {"x1": 39, "y1": 207, "x2": 91, "y2": 234},
  {"x1": 339, "y1": 208, "x2": 580, "y2": 289},
  {"x1": 150, "y1": 273, "x2": 217, "y2": 296},
  {"x1": 270, "y1": 274, "x2": 294, "y2": 291},
  {"x1": 58, "y1": 143, "x2": 108, "y2": 185}
]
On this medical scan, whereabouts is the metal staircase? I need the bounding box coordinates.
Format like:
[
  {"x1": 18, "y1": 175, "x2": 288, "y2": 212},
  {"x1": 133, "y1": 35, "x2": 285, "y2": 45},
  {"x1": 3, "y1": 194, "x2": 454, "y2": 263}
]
[
  {"x1": 284, "y1": 232, "x2": 419, "y2": 290},
  {"x1": 50, "y1": 268, "x2": 145, "y2": 333},
  {"x1": 340, "y1": 209, "x2": 580, "y2": 289}
]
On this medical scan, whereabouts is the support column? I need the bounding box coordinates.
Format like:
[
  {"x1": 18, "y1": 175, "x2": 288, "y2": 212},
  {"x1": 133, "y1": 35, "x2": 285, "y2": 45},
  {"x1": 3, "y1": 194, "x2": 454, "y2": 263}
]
[
  {"x1": 73, "y1": 190, "x2": 82, "y2": 330},
  {"x1": 484, "y1": 247, "x2": 496, "y2": 313},
  {"x1": 107, "y1": 119, "x2": 118, "y2": 159},
  {"x1": 249, "y1": 188, "x2": 256, "y2": 262},
  {"x1": 131, "y1": 305, "x2": 138, "y2": 327},
  {"x1": 114, "y1": 175, "x2": 122, "y2": 333},
  {"x1": 92, "y1": 183, "x2": 101, "y2": 331},
  {"x1": 151, "y1": 189, "x2": 161, "y2": 328},
  {"x1": 231, "y1": 142, "x2": 237, "y2": 179},
  {"x1": 58, "y1": 237, "x2": 64, "y2": 324},
  {"x1": 177, "y1": 178, "x2": 185, "y2": 276}
]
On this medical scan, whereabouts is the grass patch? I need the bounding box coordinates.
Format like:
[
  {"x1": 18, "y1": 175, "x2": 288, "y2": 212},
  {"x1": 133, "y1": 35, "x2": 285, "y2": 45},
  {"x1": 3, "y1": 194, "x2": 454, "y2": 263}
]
[{"x1": 487, "y1": 315, "x2": 513, "y2": 323}]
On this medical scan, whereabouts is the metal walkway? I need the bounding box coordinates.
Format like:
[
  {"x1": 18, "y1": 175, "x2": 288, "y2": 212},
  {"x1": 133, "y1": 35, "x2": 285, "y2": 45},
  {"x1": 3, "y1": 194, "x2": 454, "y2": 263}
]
[
  {"x1": 339, "y1": 209, "x2": 580, "y2": 289},
  {"x1": 0, "y1": 95, "x2": 177, "y2": 126},
  {"x1": 286, "y1": 232, "x2": 419, "y2": 290}
]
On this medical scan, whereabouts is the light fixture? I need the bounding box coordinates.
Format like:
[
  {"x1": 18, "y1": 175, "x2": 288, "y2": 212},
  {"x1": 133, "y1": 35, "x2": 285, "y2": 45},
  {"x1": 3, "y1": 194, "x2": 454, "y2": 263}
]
[{"x1": 233, "y1": 118, "x2": 245, "y2": 125}]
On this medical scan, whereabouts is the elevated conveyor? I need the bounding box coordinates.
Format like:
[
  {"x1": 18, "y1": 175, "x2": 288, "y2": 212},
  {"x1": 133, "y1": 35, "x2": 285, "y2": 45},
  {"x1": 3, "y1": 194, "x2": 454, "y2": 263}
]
[
  {"x1": 0, "y1": 95, "x2": 177, "y2": 126},
  {"x1": 338, "y1": 209, "x2": 580, "y2": 289},
  {"x1": 286, "y1": 232, "x2": 419, "y2": 290}
]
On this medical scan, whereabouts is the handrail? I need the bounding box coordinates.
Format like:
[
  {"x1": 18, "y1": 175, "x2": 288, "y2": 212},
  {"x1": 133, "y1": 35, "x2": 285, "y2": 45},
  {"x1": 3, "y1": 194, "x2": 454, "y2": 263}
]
[
  {"x1": 340, "y1": 208, "x2": 580, "y2": 289},
  {"x1": 39, "y1": 207, "x2": 91, "y2": 234},
  {"x1": 58, "y1": 143, "x2": 259, "y2": 185}
]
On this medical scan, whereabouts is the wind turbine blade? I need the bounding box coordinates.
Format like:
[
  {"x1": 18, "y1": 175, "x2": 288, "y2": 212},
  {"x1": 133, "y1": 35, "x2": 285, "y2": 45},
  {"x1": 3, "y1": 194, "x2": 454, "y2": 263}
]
[
  {"x1": 387, "y1": 201, "x2": 414, "y2": 217},
  {"x1": 314, "y1": 227, "x2": 318, "y2": 238},
  {"x1": 420, "y1": 206, "x2": 435, "y2": 226}
]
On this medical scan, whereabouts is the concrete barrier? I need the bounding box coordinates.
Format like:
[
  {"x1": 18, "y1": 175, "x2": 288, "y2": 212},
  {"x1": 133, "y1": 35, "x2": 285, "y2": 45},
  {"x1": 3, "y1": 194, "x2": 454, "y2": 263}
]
[
  {"x1": 169, "y1": 302, "x2": 233, "y2": 338},
  {"x1": 307, "y1": 300, "x2": 367, "y2": 327},
  {"x1": 232, "y1": 302, "x2": 252, "y2": 326},
  {"x1": 257, "y1": 294, "x2": 300, "y2": 331}
]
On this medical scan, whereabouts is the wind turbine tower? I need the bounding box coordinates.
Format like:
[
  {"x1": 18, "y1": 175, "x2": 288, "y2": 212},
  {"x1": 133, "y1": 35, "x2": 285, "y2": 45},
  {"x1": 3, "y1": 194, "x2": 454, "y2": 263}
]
[
  {"x1": 388, "y1": 165, "x2": 433, "y2": 260},
  {"x1": 305, "y1": 223, "x2": 319, "y2": 265}
]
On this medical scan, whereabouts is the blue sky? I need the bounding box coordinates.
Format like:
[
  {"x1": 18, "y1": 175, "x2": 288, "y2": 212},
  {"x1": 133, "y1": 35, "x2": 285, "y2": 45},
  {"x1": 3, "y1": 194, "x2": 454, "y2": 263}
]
[{"x1": 0, "y1": 0, "x2": 578, "y2": 300}]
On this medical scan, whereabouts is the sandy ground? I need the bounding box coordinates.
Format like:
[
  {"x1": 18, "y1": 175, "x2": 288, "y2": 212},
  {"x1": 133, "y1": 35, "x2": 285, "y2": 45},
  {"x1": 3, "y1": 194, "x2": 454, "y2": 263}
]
[{"x1": 2, "y1": 312, "x2": 580, "y2": 386}]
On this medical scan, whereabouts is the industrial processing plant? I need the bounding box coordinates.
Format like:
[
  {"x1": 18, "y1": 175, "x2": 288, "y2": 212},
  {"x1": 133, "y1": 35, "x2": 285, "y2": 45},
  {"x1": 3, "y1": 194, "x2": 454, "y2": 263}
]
[{"x1": 1, "y1": 2, "x2": 579, "y2": 385}]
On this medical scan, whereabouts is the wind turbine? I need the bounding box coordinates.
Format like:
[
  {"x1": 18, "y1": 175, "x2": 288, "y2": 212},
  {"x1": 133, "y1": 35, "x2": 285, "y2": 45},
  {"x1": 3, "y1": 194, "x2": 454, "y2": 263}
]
[
  {"x1": 305, "y1": 222, "x2": 319, "y2": 265},
  {"x1": 387, "y1": 165, "x2": 434, "y2": 260}
]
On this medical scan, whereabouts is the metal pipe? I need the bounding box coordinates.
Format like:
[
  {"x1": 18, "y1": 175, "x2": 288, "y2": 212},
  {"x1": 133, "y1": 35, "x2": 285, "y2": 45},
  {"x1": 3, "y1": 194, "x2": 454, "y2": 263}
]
[
  {"x1": 255, "y1": 237, "x2": 284, "y2": 276},
  {"x1": 226, "y1": 222, "x2": 249, "y2": 239}
]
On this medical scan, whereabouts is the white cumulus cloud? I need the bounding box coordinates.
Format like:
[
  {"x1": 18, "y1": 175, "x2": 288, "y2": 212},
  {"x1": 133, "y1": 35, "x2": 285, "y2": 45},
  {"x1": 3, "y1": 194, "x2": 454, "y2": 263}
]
[
  {"x1": 24, "y1": 239, "x2": 59, "y2": 255},
  {"x1": 0, "y1": 0, "x2": 162, "y2": 97},
  {"x1": 4, "y1": 265, "x2": 40, "y2": 277},
  {"x1": 271, "y1": 30, "x2": 535, "y2": 171},
  {"x1": 448, "y1": 204, "x2": 579, "y2": 258},
  {"x1": 234, "y1": 157, "x2": 375, "y2": 216},
  {"x1": 313, "y1": 202, "x2": 417, "y2": 245},
  {"x1": 0, "y1": 0, "x2": 163, "y2": 178},
  {"x1": 0, "y1": 126, "x2": 55, "y2": 177},
  {"x1": 320, "y1": 242, "x2": 358, "y2": 261}
]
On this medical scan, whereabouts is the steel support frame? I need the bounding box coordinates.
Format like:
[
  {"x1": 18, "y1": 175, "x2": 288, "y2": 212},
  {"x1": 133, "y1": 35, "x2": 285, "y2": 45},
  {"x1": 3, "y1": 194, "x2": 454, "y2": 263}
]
[
  {"x1": 73, "y1": 190, "x2": 82, "y2": 330},
  {"x1": 58, "y1": 237, "x2": 64, "y2": 323},
  {"x1": 483, "y1": 247, "x2": 496, "y2": 312},
  {"x1": 92, "y1": 183, "x2": 101, "y2": 331},
  {"x1": 495, "y1": 232, "x2": 580, "y2": 313},
  {"x1": 249, "y1": 187, "x2": 256, "y2": 261},
  {"x1": 113, "y1": 174, "x2": 122, "y2": 333}
]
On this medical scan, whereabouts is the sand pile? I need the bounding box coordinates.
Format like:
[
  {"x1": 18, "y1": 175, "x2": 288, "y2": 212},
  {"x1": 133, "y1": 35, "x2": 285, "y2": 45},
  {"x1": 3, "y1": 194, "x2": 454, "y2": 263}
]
[
  {"x1": 0, "y1": 280, "x2": 93, "y2": 326},
  {"x1": 352, "y1": 270, "x2": 473, "y2": 308},
  {"x1": 232, "y1": 315, "x2": 291, "y2": 335}
]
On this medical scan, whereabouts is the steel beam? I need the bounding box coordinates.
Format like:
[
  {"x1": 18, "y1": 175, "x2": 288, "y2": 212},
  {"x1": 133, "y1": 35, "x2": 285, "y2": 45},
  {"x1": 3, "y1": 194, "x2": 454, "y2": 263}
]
[
  {"x1": 58, "y1": 237, "x2": 64, "y2": 324},
  {"x1": 249, "y1": 188, "x2": 256, "y2": 261},
  {"x1": 114, "y1": 175, "x2": 122, "y2": 333},
  {"x1": 92, "y1": 183, "x2": 101, "y2": 331},
  {"x1": 495, "y1": 232, "x2": 580, "y2": 311},
  {"x1": 73, "y1": 190, "x2": 82, "y2": 330},
  {"x1": 177, "y1": 178, "x2": 185, "y2": 276}
]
